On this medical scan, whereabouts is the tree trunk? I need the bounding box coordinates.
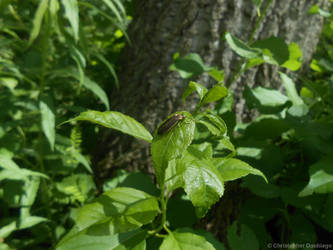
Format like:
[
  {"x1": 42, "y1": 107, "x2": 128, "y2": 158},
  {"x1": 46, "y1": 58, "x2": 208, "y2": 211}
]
[{"x1": 93, "y1": 0, "x2": 330, "y2": 243}]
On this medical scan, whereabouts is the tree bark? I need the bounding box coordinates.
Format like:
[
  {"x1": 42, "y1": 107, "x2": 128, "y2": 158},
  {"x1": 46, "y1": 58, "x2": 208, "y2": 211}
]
[{"x1": 93, "y1": 0, "x2": 330, "y2": 243}]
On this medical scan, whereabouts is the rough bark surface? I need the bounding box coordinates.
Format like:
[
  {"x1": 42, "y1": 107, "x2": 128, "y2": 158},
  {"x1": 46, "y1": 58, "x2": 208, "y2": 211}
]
[{"x1": 93, "y1": 0, "x2": 330, "y2": 244}]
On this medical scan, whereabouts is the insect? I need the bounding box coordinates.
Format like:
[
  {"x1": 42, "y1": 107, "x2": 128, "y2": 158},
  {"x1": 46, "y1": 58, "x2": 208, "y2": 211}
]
[{"x1": 157, "y1": 113, "x2": 185, "y2": 135}]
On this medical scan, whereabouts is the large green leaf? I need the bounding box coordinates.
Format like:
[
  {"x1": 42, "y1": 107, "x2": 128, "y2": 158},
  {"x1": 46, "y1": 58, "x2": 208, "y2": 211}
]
[
  {"x1": 29, "y1": 0, "x2": 48, "y2": 46},
  {"x1": 151, "y1": 112, "x2": 195, "y2": 185},
  {"x1": 40, "y1": 100, "x2": 55, "y2": 151},
  {"x1": 252, "y1": 36, "x2": 289, "y2": 65},
  {"x1": 61, "y1": 0, "x2": 79, "y2": 42},
  {"x1": 299, "y1": 156, "x2": 333, "y2": 197},
  {"x1": 66, "y1": 111, "x2": 152, "y2": 142},
  {"x1": 57, "y1": 188, "x2": 158, "y2": 249},
  {"x1": 160, "y1": 230, "x2": 215, "y2": 250},
  {"x1": 57, "y1": 228, "x2": 147, "y2": 250},
  {"x1": 250, "y1": 87, "x2": 289, "y2": 107},
  {"x1": 181, "y1": 152, "x2": 224, "y2": 217},
  {"x1": 214, "y1": 158, "x2": 267, "y2": 182}
]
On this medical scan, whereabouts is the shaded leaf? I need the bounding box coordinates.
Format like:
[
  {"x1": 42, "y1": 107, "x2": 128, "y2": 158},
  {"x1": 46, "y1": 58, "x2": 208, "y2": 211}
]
[
  {"x1": 227, "y1": 222, "x2": 259, "y2": 250},
  {"x1": 169, "y1": 53, "x2": 213, "y2": 79}
]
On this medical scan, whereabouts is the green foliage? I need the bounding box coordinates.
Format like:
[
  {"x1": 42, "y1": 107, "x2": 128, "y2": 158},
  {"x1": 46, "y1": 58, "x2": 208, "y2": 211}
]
[
  {"x1": 1, "y1": 0, "x2": 333, "y2": 249},
  {"x1": 58, "y1": 70, "x2": 265, "y2": 248},
  {"x1": 0, "y1": 0, "x2": 129, "y2": 248}
]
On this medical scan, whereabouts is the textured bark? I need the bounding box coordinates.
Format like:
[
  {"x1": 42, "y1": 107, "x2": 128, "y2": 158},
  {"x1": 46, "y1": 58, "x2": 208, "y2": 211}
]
[{"x1": 93, "y1": 0, "x2": 330, "y2": 244}]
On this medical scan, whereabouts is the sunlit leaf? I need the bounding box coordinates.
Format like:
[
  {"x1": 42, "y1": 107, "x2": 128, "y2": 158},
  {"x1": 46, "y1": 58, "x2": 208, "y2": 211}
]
[
  {"x1": 40, "y1": 100, "x2": 55, "y2": 151},
  {"x1": 29, "y1": 0, "x2": 48, "y2": 46},
  {"x1": 214, "y1": 158, "x2": 267, "y2": 182},
  {"x1": 182, "y1": 81, "x2": 207, "y2": 103},
  {"x1": 151, "y1": 112, "x2": 195, "y2": 185},
  {"x1": 61, "y1": 0, "x2": 79, "y2": 42},
  {"x1": 160, "y1": 230, "x2": 215, "y2": 250},
  {"x1": 65, "y1": 110, "x2": 152, "y2": 142},
  {"x1": 181, "y1": 152, "x2": 224, "y2": 217},
  {"x1": 299, "y1": 156, "x2": 333, "y2": 197},
  {"x1": 225, "y1": 33, "x2": 261, "y2": 59}
]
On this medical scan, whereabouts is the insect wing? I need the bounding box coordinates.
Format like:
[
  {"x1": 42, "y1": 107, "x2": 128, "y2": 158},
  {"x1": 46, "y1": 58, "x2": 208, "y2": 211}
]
[{"x1": 157, "y1": 114, "x2": 185, "y2": 134}]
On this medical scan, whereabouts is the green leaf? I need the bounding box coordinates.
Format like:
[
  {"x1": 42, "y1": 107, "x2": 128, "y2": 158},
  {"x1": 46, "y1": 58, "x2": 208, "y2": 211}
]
[
  {"x1": 40, "y1": 100, "x2": 55, "y2": 151},
  {"x1": 69, "y1": 44, "x2": 86, "y2": 85},
  {"x1": 20, "y1": 178, "x2": 40, "y2": 218},
  {"x1": 29, "y1": 0, "x2": 48, "y2": 46},
  {"x1": 279, "y1": 72, "x2": 309, "y2": 116},
  {"x1": 102, "y1": 0, "x2": 126, "y2": 24},
  {"x1": 188, "y1": 143, "x2": 213, "y2": 159},
  {"x1": 299, "y1": 156, "x2": 333, "y2": 197},
  {"x1": 169, "y1": 53, "x2": 213, "y2": 79},
  {"x1": 227, "y1": 222, "x2": 259, "y2": 250},
  {"x1": 242, "y1": 176, "x2": 280, "y2": 198},
  {"x1": 182, "y1": 81, "x2": 208, "y2": 103},
  {"x1": 73, "y1": 152, "x2": 93, "y2": 174},
  {"x1": 19, "y1": 216, "x2": 48, "y2": 230},
  {"x1": 95, "y1": 53, "x2": 119, "y2": 89},
  {"x1": 165, "y1": 159, "x2": 185, "y2": 192},
  {"x1": 160, "y1": 230, "x2": 215, "y2": 250},
  {"x1": 252, "y1": 36, "x2": 289, "y2": 65},
  {"x1": 61, "y1": 0, "x2": 79, "y2": 42},
  {"x1": 282, "y1": 42, "x2": 303, "y2": 71},
  {"x1": 214, "y1": 158, "x2": 267, "y2": 182},
  {"x1": 196, "y1": 120, "x2": 221, "y2": 136},
  {"x1": 56, "y1": 174, "x2": 96, "y2": 204},
  {"x1": 201, "y1": 85, "x2": 228, "y2": 106},
  {"x1": 0, "y1": 148, "x2": 49, "y2": 181},
  {"x1": 289, "y1": 214, "x2": 316, "y2": 247},
  {"x1": 208, "y1": 68, "x2": 224, "y2": 83},
  {"x1": 151, "y1": 112, "x2": 195, "y2": 185},
  {"x1": 215, "y1": 137, "x2": 236, "y2": 158},
  {"x1": 57, "y1": 228, "x2": 147, "y2": 250},
  {"x1": 182, "y1": 153, "x2": 224, "y2": 217},
  {"x1": 81, "y1": 76, "x2": 110, "y2": 110},
  {"x1": 203, "y1": 113, "x2": 227, "y2": 135},
  {"x1": 279, "y1": 72, "x2": 303, "y2": 106},
  {"x1": 57, "y1": 188, "x2": 158, "y2": 249},
  {"x1": 66, "y1": 111, "x2": 152, "y2": 143},
  {"x1": 308, "y1": 4, "x2": 331, "y2": 17},
  {"x1": 224, "y1": 33, "x2": 261, "y2": 59},
  {"x1": 250, "y1": 87, "x2": 289, "y2": 107}
]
